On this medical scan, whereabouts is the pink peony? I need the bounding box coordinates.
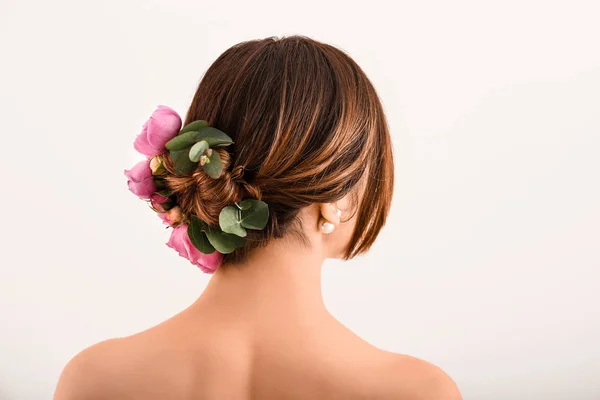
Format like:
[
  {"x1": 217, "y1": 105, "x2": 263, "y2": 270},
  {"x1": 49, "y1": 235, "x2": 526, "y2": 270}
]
[
  {"x1": 134, "y1": 105, "x2": 182, "y2": 157},
  {"x1": 124, "y1": 159, "x2": 156, "y2": 199},
  {"x1": 166, "y1": 225, "x2": 223, "y2": 273}
]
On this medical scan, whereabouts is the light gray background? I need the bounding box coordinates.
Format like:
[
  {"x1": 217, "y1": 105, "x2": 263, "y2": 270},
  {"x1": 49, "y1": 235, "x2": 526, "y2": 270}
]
[{"x1": 1, "y1": 0, "x2": 599, "y2": 399}]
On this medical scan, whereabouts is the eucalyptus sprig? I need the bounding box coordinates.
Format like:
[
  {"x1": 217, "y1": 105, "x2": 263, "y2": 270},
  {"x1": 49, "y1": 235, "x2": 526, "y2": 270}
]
[
  {"x1": 219, "y1": 199, "x2": 269, "y2": 237},
  {"x1": 165, "y1": 120, "x2": 234, "y2": 177},
  {"x1": 187, "y1": 199, "x2": 269, "y2": 254}
]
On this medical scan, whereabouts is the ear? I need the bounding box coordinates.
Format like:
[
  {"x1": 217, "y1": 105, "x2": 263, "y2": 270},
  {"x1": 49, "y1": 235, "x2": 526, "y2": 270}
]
[{"x1": 318, "y1": 202, "x2": 342, "y2": 233}]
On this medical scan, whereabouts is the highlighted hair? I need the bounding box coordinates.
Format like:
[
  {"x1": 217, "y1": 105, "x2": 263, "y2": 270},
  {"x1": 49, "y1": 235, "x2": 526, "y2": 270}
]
[{"x1": 163, "y1": 36, "x2": 394, "y2": 264}]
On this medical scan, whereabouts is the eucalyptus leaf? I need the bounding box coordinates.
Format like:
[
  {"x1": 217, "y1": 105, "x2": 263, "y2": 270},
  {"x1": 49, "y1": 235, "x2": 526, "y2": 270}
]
[
  {"x1": 166, "y1": 129, "x2": 233, "y2": 151},
  {"x1": 196, "y1": 127, "x2": 234, "y2": 148},
  {"x1": 189, "y1": 140, "x2": 209, "y2": 162},
  {"x1": 203, "y1": 137, "x2": 233, "y2": 148},
  {"x1": 202, "y1": 223, "x2": 245, "y2": 254},
  {"x1": 239, "y1": 199, "x2": 269, "y2": 230},
  {"x1": 219, "y1": 206, "x2": 247, "y2": 237},
  {"x1": 180, "y1": 120, "x2": 209, "y2": 135},
  {"x1": 202, "y1": 150, "x2": 223, "y2": 179},
  {"x1": 165, "y1": 130, "x2": 200, "y2": 151},
  {"x1": 236, "y1": 201, "x2": 252, "y2": 210},
  {"x1": 188, "y1": 218, "x2": 216, "y2": 254},
  {"x1": 171, "y1": 149, "x2": 198, "y2": 175}
]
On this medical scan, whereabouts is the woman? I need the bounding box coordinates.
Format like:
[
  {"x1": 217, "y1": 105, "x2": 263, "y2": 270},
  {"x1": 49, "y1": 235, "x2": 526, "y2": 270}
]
[{"x1": 54, "y1": 35, "x2": 461, "y2": 400}]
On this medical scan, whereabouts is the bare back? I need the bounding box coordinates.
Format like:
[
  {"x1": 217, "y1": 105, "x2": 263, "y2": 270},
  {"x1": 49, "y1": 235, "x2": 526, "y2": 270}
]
[{"x1": 54, "y1": 302, "x2": 460, "y2": 400}]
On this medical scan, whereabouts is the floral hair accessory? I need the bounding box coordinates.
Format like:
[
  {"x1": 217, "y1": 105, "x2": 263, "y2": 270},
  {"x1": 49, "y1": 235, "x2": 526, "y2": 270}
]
[
  {"x1": 125, "y1": 106, "x2": 270, "y2": 273},
  {"x1": 134, "y1": 105, "x2": 182, "y2": 157}
]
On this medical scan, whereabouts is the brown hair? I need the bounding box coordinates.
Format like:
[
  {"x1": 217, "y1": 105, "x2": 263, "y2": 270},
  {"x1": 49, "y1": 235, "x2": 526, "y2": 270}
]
[{"x1": 161, "y1": 35, "x2": 394, "y2": 264}]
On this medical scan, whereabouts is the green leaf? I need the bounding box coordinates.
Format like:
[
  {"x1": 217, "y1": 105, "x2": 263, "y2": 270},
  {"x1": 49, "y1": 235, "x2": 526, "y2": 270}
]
[
  {"x1": 202, "y1": 150, "x2": 223, "y2": 178},
  {"x1": 165, "y1": 126, "x2": 234, "y2": 151},
  {"x1": 202, "y1": 223, "x2": 245, "y2": 254},
  {"x1": 189, "y1": 140, "x2": 209, "y2": 162},
  {"x1": 236, "y1": 201, "x2": 252, "y2": 210},
  {"x1": 196, "y1": 127, "x2": 234, "y2": 148},
  {"x1": 188, "y1": 219, "x2": 216, "y2": 254},
  {"x1": 219, "y1": 206, "x2": 247, "y2": 237},
  {"x1": 171, "y1": 149, "x2": 198, "y2": 175},
  {"x1": 180, "y1": 120, "x2": 209, "y2": 135},
  {"x1": 239, "y1": 199, "x2": 269, "y2": 230},
  {"x1": 165, "y1": 130, "x2": 200, "y2": 151}
]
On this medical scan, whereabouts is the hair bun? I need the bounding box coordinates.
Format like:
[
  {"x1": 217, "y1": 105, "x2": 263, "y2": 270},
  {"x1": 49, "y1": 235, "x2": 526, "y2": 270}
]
[
  {"x1": 160, "y1": 151, "x2": 261, "y2": 227},
  {"x1": 230, "y1": 164, "x2": 262, "y2": 201},
  {"x1": 230, "y1": 165, "x2": 245, "y2": 180}
]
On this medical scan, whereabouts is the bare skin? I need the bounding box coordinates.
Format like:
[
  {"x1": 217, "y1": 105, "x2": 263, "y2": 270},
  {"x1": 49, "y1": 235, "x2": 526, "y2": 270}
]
[{"x1": 54, "y1": 199, "x2": 461, "y2": 400}]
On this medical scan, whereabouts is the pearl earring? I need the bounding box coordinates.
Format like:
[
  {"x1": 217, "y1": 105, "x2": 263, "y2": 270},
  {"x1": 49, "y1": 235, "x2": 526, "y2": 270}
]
[{"x1": 320, "y1": 221, "x2": 335, "y2": 234}]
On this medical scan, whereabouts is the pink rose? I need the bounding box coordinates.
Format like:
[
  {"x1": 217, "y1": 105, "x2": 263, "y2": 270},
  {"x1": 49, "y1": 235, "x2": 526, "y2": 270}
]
[
  {"x1": 151, "y1": 193, "x2": 171, "y2": 224},
  {"x1": 150, "y1": 193, "x2": 169, "y2": 213},
  {"x1": 124, "y1": 159, "x2": 156, "y2": 199},
  {"x1": 158, "y1": 213, "x2": 170, "y2": 225},
  {"x1": 166, "y1": 225, "x2": 223, "y2": 273},
  {"x1": 134, "y1": 105, "x2": 182, "y2": 157}
]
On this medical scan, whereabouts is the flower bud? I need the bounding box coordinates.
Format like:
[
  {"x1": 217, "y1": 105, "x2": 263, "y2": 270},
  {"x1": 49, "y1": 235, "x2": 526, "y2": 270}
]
[
  {"x1": 200, "y1": 155, "x2": 210, "y2": 166},
  {"x1": 150, "y1": 156, "x2": 166, "y2": 175},
  {"x1": 166, "y1": 206, "x2": 183, "y2": 225}
]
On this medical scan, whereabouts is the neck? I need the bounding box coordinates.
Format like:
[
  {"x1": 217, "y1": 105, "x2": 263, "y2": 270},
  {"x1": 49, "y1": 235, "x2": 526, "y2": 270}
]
[{"x1": 195, "y1": 235, "x2": 329, "y2": 323}]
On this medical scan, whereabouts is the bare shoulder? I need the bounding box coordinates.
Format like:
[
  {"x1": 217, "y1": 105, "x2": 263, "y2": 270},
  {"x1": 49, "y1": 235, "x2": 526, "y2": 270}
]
[
  {"x1": 324, "y1": 317, "x2": 461, "y2": 400},
  {"x1": 53, "y1": 338, "x2": 126, "y2": 400},
  {"x1": 377, "y1": 352, "x2": 462, "y2": 400},
  {"x1": 53, "y1": 328, "x2": 192, "y2": 400}
]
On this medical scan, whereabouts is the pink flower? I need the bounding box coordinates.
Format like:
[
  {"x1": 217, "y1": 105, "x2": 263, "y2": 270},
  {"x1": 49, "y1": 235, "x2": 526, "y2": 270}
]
[
  {"x1": 124, "y1": 159, "x2": 156, "y2": 199},
  {"x1": 150, "y1": 193, "x2": 169, "y2": 213},
  {"x1": 134, "y1": 105, "x2": 182, "y2": 157},
  {"x1": 150, "y1": 193, "x2": 172, "y2": 224},
  {"x1": 166, "y1": 225, "x2": 223, "y2": 273},
  {"x1": 158, "y1": 213, "x2": 170, "y2": 225}
]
